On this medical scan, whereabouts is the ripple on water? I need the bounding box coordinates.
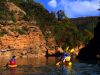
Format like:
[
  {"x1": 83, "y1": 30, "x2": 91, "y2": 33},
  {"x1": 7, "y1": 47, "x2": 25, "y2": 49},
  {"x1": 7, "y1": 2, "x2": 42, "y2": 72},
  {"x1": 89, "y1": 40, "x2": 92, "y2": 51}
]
[{"x1": 73, "y1": 62, "x2": 100, "y2": 75}]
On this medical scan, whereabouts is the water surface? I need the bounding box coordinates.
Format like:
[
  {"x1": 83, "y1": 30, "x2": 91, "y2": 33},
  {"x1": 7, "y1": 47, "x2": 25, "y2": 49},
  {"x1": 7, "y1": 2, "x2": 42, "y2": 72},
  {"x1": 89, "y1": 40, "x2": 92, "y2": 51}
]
[{"x1": 0, "y1": 56, "x2": 100, "y2": 75}]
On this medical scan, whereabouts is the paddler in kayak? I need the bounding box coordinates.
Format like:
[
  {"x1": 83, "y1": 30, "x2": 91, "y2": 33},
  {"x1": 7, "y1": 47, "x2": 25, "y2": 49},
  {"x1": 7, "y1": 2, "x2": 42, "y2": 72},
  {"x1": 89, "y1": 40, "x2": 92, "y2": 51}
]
[
  {"x1": 60, "y1": 53, "x2": 69, "y2": 62},
  {"x1": 9, "y1": 56, "x2": 16, "y2": 65},
  {"x1": 5, "y1": 56, "x2": 17, "y2": 68},
  {"x1": 56, "y1": 53, "x2": 72, "y2": 66}
]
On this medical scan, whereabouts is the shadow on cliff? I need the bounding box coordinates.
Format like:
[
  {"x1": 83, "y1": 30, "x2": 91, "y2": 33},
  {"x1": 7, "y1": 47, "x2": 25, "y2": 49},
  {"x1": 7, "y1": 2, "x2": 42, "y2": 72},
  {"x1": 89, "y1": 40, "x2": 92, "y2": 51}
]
[
  {"x1": 45, "y1": 49, "x2": 63, "y2": 57},
  {"x1": 76, "y1": 16, "x2": 100, "y2": 60},
  {"x1": 45, "y1": 48, "x2": 63, "y2": 57}
]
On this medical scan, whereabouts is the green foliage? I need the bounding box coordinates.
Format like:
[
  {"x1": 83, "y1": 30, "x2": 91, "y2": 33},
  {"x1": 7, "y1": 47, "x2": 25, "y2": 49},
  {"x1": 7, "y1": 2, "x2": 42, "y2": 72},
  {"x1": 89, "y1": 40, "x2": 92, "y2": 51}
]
[
  {"x1": 0, "y1": 0, "x2": 97, "y2": 50},
  {"x1": 71, "y1": 17, "x2": 97, "y2": 32},
  {"x1": 18, "y1": 0, "x2": 97, "y2": 48},
  {"x1": 11, "y1": 26, "x2": 28, "y2": 35},
  {"x1": 56, "y1": 10, "x2": 67, "y2": 21},
  {"x1": 0, "y1": 29, "x2": 8, "y2": 36},
  {"x1": 0, "y1": 3, "x2": 16, "y2": 22},
  {"x1": 81, "y1": 29, "x2": 93, "y2": 43},
  {"x1": 15, "y1": 28, "x2": 26, "y2": 34},
  {"x1": 0, "y1": 0, "x2": 7, "y2": 2},
  {"x1": 9, "y1": 0, "x2": 25, "y2": 5},
  {"x1": 22, "y1": 26, "x2": 29, "y2": 32}
]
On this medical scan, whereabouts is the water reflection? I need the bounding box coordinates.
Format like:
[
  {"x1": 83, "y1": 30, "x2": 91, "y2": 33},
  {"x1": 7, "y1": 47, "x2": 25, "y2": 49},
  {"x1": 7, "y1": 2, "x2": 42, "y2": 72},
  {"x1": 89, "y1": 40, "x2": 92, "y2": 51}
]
[
  {"x1": 59, "y1": 65, "x2": 70, "y2": 75},
  {"x1": 74, "y1": 62, "x2": 100, "y2": 75},
  {"x1": 0, "y1": 57, "x2": 100, "y2": 75},
  {"x1": 10, "y1": 67, "x2": 16, "y2": 75}
]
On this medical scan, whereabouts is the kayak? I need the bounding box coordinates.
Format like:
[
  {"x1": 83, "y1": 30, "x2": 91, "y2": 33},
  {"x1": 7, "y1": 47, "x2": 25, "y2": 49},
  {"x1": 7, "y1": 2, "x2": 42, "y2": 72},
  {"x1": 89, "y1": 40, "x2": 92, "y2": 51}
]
[
  {"x1": 64, "y1": 61, "x2": 72, "y2": 66},
  {"x1": 56, "y1": 55, "x2": 72, "y2": 66},
  {"x1": 56, "y1": 61, "x2": 72, "y2": 66},
  {"x1": 8, "y1": 65, "x2": 17, "y2": 68}
]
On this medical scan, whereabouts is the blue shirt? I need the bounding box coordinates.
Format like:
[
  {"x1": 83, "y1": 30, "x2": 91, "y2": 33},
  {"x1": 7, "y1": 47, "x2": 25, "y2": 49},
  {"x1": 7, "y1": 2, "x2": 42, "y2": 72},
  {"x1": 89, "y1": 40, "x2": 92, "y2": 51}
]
[
  {"x1": 61, "y1": 53, "x2": 68, "y2": 58},
  {"x1": 9, "y1": 58, "x2": 16, "y2": 62}
]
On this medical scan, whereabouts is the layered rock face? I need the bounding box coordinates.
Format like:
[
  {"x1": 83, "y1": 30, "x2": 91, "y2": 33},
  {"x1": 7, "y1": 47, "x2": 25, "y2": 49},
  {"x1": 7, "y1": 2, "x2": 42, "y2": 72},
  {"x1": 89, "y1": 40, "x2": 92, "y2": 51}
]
[
  {"x1": 77, "y1": 17, "x2": 100, "y2": 60},
  {"x1": 0, "y1": 2, "x2": 61, "y2": 58},
  {"x1": 0, "y1": 23, "x2": 47, "y2": 58}
]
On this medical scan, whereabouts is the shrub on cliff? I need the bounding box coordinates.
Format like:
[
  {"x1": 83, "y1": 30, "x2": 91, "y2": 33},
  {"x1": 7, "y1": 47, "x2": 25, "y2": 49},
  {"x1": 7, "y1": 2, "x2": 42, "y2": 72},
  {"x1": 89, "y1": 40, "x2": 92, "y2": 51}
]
[{"x1": 0, "y1": 3, "x2": 16, "y2": 22}]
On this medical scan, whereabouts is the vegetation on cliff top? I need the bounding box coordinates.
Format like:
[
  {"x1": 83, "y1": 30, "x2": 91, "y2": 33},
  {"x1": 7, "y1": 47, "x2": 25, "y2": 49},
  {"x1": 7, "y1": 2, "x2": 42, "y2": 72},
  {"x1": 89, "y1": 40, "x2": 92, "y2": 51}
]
[{"x1": 0, "y1": 0, "x2": 98, "y2": 50}]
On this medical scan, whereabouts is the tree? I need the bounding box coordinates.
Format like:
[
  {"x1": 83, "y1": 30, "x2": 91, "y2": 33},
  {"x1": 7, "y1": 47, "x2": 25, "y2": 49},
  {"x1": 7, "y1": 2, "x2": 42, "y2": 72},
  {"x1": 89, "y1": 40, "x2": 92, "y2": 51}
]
[
  {"x1": 27, "y1": 0, "x2": 33, "y2": 3},
  {"x1": 0, "y1": 0, "x2": 7, "y2": 2},
  {"x1": 56, "y1": 10, "x2": 66, "y2": 21}
]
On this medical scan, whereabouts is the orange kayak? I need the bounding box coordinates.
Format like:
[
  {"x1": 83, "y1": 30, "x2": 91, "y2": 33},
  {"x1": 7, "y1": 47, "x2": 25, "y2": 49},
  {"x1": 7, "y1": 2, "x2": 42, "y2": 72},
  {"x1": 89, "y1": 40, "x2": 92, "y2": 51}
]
[{"x1": 8, "y1": 65, "x2": 17, "y2": 68}]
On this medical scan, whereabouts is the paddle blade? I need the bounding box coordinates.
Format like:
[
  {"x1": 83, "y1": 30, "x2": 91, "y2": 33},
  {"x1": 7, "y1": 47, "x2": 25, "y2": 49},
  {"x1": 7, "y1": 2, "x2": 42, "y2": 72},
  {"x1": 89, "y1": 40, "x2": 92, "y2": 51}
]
[
  {"x1": 56, "y1": 62, "x2": 61, "y2": 66},
  {"x1": 68, "y1": 62, "x2": 72, "y2": 66}
]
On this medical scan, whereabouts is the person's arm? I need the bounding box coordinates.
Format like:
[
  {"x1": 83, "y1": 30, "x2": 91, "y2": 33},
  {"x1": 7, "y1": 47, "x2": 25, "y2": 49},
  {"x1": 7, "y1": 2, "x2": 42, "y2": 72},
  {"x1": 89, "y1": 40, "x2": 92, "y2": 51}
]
[{"x1": 5, "y1": 61, "x2": 10, "y2": 68}]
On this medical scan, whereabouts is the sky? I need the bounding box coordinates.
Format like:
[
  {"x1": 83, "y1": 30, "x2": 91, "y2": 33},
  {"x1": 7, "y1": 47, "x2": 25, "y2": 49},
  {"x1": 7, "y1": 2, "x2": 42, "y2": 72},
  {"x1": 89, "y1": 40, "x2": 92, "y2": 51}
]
[{"x1": 35, "y1": 0, "x2": 99, "y2": 18}]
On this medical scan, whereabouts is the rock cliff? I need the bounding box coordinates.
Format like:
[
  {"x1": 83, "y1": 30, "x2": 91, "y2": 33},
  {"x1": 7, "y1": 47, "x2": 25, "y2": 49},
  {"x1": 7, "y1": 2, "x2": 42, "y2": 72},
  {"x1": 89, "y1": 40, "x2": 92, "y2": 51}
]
[{"x1": 0, "y1": 22, "x2": 47, "y2": 58}]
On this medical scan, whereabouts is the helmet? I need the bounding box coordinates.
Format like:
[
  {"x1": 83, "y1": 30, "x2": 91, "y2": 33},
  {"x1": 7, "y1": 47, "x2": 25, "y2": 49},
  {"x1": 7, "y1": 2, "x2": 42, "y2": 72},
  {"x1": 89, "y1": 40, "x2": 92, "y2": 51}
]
[{"x1": 12, "y1": 56, "x2": 16, "y2": 58}]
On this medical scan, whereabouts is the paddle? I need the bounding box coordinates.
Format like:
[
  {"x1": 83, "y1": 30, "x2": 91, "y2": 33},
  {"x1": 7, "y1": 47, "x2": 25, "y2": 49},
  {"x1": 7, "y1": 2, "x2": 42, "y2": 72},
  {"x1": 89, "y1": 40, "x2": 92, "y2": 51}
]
[{"x1": 56, "y1": 61, "x2": 61, "y2": 66}]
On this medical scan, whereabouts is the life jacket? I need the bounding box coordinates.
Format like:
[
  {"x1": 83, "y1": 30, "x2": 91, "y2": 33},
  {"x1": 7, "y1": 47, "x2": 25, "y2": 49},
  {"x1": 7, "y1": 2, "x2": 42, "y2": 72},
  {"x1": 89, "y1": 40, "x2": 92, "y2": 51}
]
[
  {"x1": 61, "y1": 53, "x2": 68, "y2": 59},
  {"x1": 10, "y1": 59, "x2": 16, "y2": 65}
]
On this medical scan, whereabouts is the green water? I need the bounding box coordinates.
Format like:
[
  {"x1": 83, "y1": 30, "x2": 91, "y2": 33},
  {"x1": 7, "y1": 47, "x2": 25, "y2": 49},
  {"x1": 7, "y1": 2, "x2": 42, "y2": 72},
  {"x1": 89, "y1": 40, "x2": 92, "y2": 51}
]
[{"x1": 0, "y1": 57, "x2": 100, "y2": 75}]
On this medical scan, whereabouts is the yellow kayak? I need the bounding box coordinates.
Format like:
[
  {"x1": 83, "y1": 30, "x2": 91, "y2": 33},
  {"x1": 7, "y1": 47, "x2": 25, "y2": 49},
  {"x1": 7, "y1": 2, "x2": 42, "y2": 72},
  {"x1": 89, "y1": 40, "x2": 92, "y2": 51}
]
[
  {"x1": 9, "y1": 65, "x2": 17, "y2": 68},
  {"x1": 56, "y1": 56, "x2": 72, "y2": 66},
  {"x1": 56, "y1": 61, "x2": 72, "y2": 66}
]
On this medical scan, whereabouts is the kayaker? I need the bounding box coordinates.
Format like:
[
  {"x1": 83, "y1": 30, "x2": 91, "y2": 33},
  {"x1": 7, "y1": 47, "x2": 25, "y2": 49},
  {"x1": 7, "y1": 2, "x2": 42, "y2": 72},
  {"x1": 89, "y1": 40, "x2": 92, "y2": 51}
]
[
  {"x1": 60, "y1": 53, "x2": 68, "y2": 62},
  {"x1": 9, "y1": 56, "x2": 16, "y2": 65},
  {"x1": 56, "y1": 53, "x2": 71, "y2": 66},
  {"x1": 4, "y1": 56, "x2": 17, "y2": 69}
]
